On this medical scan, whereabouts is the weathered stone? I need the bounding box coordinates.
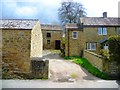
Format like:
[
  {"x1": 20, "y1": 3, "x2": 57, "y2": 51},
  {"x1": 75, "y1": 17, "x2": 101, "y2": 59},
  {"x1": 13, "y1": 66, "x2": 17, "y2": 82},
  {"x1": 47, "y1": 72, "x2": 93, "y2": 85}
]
[
  {"x1": 65, "y1": 29, "x2": 84, "y2": 56},
  {"x1": 31, "y1": 57, "x2": 49, "y2": 79},
  {"x1": 84, "y1": 50, "x2": 103, "y2": 71},
  {"x1": 1, "y1": 19, "x2": 43, "y2": 79},
  {"x1": 41, "y1": 24, "x2": 62, "y2": 50}
]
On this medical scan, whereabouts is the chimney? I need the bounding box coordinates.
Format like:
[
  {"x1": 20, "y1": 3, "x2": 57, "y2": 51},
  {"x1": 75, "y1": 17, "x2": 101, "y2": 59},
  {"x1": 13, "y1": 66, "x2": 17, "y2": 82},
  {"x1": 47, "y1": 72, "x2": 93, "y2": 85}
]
[
  {"x1": 103, "y1": 12, "x2": 107, "y2": 18},
  {"x1": 79, "y1": 17, "x2": 83, "y2": 30}
]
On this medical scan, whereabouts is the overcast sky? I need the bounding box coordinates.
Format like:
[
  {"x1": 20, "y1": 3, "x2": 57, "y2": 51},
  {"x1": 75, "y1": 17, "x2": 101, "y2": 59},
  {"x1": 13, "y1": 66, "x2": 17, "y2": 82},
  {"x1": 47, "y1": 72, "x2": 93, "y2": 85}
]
[{"x1": 0, "y1": 0, "x2": 119, "y2": 24}]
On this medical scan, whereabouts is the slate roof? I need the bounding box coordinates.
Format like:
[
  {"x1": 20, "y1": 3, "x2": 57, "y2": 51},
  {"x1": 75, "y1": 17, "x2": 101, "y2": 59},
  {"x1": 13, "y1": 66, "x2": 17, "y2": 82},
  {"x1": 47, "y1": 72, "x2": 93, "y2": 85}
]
[
  {"x1": 82, "y1": 17, "x2": 120, "y2": 26},
  {"x1": 66, "y1": 23, "x2": 79, "y2": 29},
  {"x1": 66, "y1": 17, "x2": 120, "y2": 29},
  {"x1": 41, "y1": 24, "x2": 62, "y2": 31},
  {"x1": 0, "y1": 19, "x2": 39, "y2": 29}
]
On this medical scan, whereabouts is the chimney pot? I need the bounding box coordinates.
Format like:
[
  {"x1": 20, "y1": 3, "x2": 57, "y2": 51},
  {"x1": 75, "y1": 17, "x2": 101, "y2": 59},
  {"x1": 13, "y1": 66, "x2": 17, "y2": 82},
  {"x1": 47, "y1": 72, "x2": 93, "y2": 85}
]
[{"x1": 103, "y1": 12, "x2": 107, "y2": 18}]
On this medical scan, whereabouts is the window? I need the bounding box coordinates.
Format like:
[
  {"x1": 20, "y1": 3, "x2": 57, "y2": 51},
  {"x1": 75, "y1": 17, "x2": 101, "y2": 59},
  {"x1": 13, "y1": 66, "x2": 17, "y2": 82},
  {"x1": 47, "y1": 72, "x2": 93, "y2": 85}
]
[
  {"x1": 104, "y1": 43, "x2": 108, "y2": 50},
  {"x1": 98, "y1": 27, "x2": 107, "y2": 35},
  {"x1": 98, "y1": 28, "x2": 102, "y2": 35},
  {"x1": 47, "y1": 33, "x2": 51, "y2": 38},
  {"x1": 47, "y1": 40, "x2": 50, "y2": 44},
  {"x1": 87, "y1": 43, "x2": 96, "y2": 50},
  {"x1": 72, "y1": 31, "x2": 78, "y2": 39},
  {"x1": 117, "y1": 27, "x2": 120, "y2": 34},
  {"x1": 103, "y1": 28, "x2": 107, "y2": 35}
]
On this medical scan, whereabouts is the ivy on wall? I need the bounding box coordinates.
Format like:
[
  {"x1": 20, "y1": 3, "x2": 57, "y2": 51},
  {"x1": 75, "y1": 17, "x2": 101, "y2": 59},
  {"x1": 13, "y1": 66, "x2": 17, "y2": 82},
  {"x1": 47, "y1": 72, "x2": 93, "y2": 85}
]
[
  {"x1": 108, "y1": 35, "x2": 120, "y2": 75},
  {"x1": 108, "y1": 35, "x2": 120, "y2": 64}
]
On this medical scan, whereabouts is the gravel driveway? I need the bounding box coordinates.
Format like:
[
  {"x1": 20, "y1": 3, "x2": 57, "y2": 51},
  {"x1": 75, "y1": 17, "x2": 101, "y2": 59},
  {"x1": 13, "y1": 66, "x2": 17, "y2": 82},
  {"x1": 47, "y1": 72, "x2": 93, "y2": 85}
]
[{"x1": 42, "y1": 50, "x2": 100, "y2": 82}]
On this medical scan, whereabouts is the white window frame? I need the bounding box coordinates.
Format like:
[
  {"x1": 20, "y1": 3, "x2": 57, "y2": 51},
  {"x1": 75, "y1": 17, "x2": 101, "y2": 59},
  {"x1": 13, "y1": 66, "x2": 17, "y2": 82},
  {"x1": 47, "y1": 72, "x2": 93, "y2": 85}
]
[
  {"x1": 98, "y1": 28, "x2": 103, "y2": 35},
  {"x1": 98, "y1": 27, "x2": 107, "y2": 35},
  {"x1": 72, "y1": 31, "x2": 78, "y2": 39},
  {"x1": 104, "y1": 43, "x2": 108, "y2": 50},
  {"x1": 117, "y1": 27, "x2": 120, "y2": 35},
  {"x1": 87, "y1": 42, "x2": 96, "y2": 50},
  {"x1": 103, "y1": 28, "x2": 107, "y2": 35}
]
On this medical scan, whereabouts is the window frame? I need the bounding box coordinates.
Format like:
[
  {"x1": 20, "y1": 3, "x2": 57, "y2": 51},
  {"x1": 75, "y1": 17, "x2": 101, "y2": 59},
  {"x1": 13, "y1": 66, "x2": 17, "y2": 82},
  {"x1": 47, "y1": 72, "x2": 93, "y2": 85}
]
[
  {"x1": 47, "y1": 32, "x2": 51, "y2": 38},
  {"x1": 98, "y1": 27, "x2": 103, "y2": 35},
  {"x1": 98, "y1": 27, "x2": 107, "y2": 35},
  {"x1": 72, "y1": 31, "x2": 78, "y2": 39},
  {"x1": 117, "y1": 27, "x2": 120, "y2": 35},
  {"x1": 86, "y1": 42, "x2": 97, "y2": 50},
  {"x1": 47, "y1": 40, "x2": 50, "y2": 45},
  {"x1": 102, "y1": 27, "x2": 107, "y2": 35}
]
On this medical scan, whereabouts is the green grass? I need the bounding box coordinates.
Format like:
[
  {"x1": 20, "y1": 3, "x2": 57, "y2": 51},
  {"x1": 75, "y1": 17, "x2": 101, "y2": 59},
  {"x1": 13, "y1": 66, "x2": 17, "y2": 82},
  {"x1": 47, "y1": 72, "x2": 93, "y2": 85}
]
[
  {"x1": 70, "y1": 73, "x2": 78, "y2": 79},
  {"x1": 64, "y1": 56, "x2": 112, "y2": 80}
]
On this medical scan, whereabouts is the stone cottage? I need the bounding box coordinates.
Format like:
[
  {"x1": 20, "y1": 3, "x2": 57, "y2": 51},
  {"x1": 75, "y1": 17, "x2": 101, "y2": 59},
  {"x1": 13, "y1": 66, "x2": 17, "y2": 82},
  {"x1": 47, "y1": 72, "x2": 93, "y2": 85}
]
[
  {"x1": 41, "y1": 24, "x2": 62, "y2": 50},
  {"x1": 65, "y1": 12, "x2": 120, "y2": 56},
  {"x1": 1, "y1": 19, "x2": 43, "y2": 75}
]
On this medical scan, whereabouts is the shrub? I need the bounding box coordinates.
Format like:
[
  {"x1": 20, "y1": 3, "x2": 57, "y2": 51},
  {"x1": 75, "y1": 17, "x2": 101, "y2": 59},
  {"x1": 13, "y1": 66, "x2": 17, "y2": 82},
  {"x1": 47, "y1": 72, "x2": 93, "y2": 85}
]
[
  {"x1": 108, "y1": 35, "x2": 120, "y2": 76},
  {"x1": 108, "y1": 35, "x2": 120, "y2": 64},
  {"x1": 100, "y1": 49, "x2": 109, "y2": 60}
]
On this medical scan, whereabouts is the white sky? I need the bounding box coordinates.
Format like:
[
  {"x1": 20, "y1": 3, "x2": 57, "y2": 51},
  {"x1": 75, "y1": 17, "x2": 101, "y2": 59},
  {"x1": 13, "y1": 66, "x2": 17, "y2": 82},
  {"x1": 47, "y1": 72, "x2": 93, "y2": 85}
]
[{"x1": 1, "y1": 0, "x2": 120, "y2": 23}]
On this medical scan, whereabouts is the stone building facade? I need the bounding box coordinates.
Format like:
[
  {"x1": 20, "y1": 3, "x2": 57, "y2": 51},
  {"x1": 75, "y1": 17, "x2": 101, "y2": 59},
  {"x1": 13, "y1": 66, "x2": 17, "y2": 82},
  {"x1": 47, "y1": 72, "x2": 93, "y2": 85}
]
[
  {"x1": 41, "y1": 24, "x2": 62, "y2": 50},
  {"x1": 65, "y1": 12, "x2": 120, "y2": 56},
  {"x1": 65, "y1": 24, "x2": 84, "y2": 56},
  {"x1": 1, "y1": 19, "x2": 43, "y2": 76}
]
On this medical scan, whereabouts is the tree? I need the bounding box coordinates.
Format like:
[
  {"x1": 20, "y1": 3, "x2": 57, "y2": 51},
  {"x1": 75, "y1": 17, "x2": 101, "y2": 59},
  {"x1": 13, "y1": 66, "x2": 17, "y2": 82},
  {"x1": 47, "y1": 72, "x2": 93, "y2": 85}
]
[
  {"x1": 108, "y1": 35, "x2": 120, "y2": 77},
  {"x1": 58, "y1": 0, "x2": 87, "y2": 26}
]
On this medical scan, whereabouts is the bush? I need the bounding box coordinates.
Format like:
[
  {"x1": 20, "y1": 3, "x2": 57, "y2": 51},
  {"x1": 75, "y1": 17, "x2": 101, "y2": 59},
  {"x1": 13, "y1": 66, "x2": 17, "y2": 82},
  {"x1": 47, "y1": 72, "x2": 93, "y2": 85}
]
[
  {"x1": 108, "y1": 35, "x2": 120, "y2": 64},
  {"x1": 100, "y1": 49, "x2": 109, "y2": 60}
]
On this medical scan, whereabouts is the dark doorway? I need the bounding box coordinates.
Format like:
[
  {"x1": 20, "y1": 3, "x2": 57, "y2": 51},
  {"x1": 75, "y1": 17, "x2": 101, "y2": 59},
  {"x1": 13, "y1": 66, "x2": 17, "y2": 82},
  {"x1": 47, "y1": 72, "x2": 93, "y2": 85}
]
[{"x1": 55, "y1": 40, "x2": 61, "y2": 50}]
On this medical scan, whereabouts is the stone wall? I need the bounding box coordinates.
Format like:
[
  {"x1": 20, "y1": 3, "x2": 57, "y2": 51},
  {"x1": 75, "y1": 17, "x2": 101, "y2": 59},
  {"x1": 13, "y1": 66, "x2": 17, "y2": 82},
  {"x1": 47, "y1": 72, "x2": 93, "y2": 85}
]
[
  {"x1": 2, "y1": 29, "x2": 31, "y2": 78},
  {"x1": 109, "y1": 61, "x2": 118, "y2": 76},
  {"x1": 65, "y1": 29, "x2": 84, "y2": 56},
  {"x1": 31, "y1": 21, "x2": 43, "y2": 57},
  {"x1": 84, "y1": 50, "x2": 119, "y2": 76},
  {"x1": 31, "y1": 57, "x2": 49, "y2": 79},
  {"x1": 84, "y1": 50, "x2": 103, "y2": 71},
  {"x1": 42, "y1": 30, "x2": 62, "y2": 49},
  {"x1": 84, "y1": 27, "x2": 117, "y2": 53}
]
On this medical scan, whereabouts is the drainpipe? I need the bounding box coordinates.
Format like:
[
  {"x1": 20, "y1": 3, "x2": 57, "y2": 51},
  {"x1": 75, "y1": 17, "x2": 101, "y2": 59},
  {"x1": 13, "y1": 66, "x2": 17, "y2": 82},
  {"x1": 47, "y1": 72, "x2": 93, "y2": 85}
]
[{"x1": 68, "y1": 29, "x2": 70, "y2": 57}]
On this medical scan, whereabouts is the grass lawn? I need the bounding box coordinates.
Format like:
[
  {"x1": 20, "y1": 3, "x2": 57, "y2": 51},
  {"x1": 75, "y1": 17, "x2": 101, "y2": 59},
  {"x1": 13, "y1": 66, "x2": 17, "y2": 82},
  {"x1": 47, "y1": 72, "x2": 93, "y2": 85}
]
[{"x1": 64, "y1": 56, "x2": 113, "y2": 80}]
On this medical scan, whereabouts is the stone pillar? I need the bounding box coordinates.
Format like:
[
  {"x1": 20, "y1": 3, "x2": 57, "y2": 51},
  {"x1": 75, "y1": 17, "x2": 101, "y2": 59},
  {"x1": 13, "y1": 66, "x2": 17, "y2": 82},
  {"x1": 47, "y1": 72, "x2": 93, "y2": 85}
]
[
  {"x1": 31, "y1": 57, "x2": 49, "y2": 79},
  {"x1": 109, "y1": 61, "x2": 118, "y2": 77}
]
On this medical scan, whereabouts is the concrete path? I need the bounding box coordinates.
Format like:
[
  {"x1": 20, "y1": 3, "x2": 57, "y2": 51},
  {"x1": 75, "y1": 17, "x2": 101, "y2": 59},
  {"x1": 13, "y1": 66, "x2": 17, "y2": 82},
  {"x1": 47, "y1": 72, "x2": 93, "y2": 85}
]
[
  {"x1": 1, "y1": 80, "x2": 118, "y2": 88},
  {"x1": 1, "y1": 50, "x2": 118, "y2": 88}
]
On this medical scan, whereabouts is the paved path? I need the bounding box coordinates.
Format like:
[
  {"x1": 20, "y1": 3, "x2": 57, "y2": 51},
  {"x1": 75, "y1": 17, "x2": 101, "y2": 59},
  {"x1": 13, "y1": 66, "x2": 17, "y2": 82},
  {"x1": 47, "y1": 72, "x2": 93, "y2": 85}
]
[
  {"x1": 1, "y1": 50, "x2": 118, "y2": 88},
  {"x1": 1, "y1": 80, "x2": 118, "y2": 88}
]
